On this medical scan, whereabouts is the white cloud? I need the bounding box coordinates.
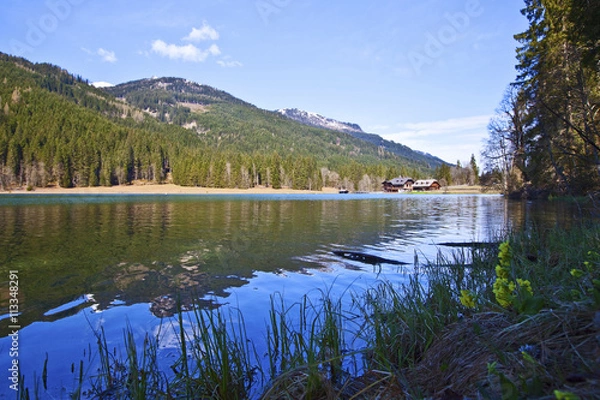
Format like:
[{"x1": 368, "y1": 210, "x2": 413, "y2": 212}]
[
  {"x1": 395, "y1": 115, "x2": 491, "y2": 137},
  {"x1": 150, "y1": 22, "x2": 231, "y2": 64},
  {"x1": 380, "y1": 115, "x2": 492, "y2": 164},
  {"x1": 82, "y1": 47, "x2": 117, "y2": 63},
  {"x1": 151, "y1": 40, "x2": 220, "y2": 62},
  {"x1": 183, "y1": 23, "x2": 219, "y2": 42},
  {"x1": 217, "y1": 59, "x2": 243, "y2": 68},
  {"x1": 97, "y1": 48, "x2": 117, "y2": 63}
]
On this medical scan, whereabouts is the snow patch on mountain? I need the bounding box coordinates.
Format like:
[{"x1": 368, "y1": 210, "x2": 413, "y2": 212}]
[
  {"x1": 277, "y1": 108, "x2": 364, "y2": 135},
  {"x1": 92, "y1": 81, "x2": 115, "y2": 88}
]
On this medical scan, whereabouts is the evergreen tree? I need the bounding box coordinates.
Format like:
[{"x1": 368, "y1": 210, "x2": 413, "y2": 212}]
[
  {"x1": 270, "y1": 151, "x2": 282, "y2": 189},
  {"x1": 469, "y1": 154, "x2": 479, "y2": 185},
  {"x1": 510, "y1": 0, "x2": 600, "y2": 195},
  {"x1": 435, "y1": 163, "x2": 452, "y2": 186}
]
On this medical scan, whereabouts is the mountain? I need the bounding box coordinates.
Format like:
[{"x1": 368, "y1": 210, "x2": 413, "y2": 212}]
[
  {"x1": 277, "y1": 108, "x2": 364, "y2": 135},
  {"x1": 106, "y1": 76, "x2": 252, "y2": 109},
  {"x1": 277, "y1": 108, "x2": 447, "y2": 168},
  {"x1": 104, "y1": 78, "x2": 445, "y2": 169},
  {"x1": 0, "y1": 53, "x2": 200, "y2": 188},
  {"x1": 102, "y1": 77, "x2": 391, "y2": 163},
  {"x1": 0, "y1": 52, "x2": 439, "y2": 192},
  {"x1": 102, "y1": 77, "x2": 445, "y2": 176}
]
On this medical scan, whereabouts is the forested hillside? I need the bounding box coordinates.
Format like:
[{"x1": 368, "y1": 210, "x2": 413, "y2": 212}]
[
  {"x1": 277, "y1": 107, "x2": 447, "y2": 169},
  {"x1": 0, "y1": 53, "x2": 434, "y2": 191},
  {"x1": 0, "y1": 54, "x2": 175, "y2": 188},
  {"x1": 483, "y1": 0, "x2": 600, "y2": 197},
  {"x1": 104, "y1": 77, "x2": 438, "y2": 186}
]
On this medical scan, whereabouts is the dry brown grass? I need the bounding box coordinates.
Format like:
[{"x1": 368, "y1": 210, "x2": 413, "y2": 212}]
[
  {"x1": 260, "y1": 306, "x2": 599, "y2": 399},
  {"x1": 405, "y1": 305, "x2": 600, "y2": 398},
  {"x1": 260, "y1": 368, "x2": 337, "y2": 400},
  {"x1": 406, "y1": 311, "x2": 511, "y2": 397},
  {"x1": 260, "y1": 368, "x2": 406, "y2": 400}
]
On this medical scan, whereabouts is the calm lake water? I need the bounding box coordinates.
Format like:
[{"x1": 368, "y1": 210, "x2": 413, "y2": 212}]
[{"x1": 0, "y1": 193, "x2": 585, "y2": 397}]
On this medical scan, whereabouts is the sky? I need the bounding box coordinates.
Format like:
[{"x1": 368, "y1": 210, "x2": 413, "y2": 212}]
[{"x1": 0, "y1": 0, "x2": 529, "y2": 165}]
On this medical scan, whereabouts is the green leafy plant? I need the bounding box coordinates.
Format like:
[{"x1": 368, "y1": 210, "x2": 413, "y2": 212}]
[
  {"x1": 492, "y1": 241, "x2": 543, "y2": 315},
  {"x1": 569, "y1": 250, "x2": 600, "y2": 306}
]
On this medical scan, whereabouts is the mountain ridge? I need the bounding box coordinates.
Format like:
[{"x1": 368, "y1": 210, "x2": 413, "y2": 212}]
[
  {"x1": 276, "y1": 108, "x2": 364, "y2": 135},
  {"x1": 102, "y1": 76, "x2": 439, "y2": 171},
  {"x1": 277, "y1": 107, "x2": 447, "y2": 168},
  {"x1": 106, "y1": 76, "x2": 445, "y2": 169}
]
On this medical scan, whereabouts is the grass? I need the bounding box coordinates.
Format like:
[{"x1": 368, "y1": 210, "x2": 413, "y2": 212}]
[
  {"x1": 261, "y1": 291, "x2": 351, "y2": 399},
  {"x1": 17, "y1": 223, "x2": 600, "y2": 399},
  {"x1": 170, "y1": 303, "x2": 257, "y2": 399}
]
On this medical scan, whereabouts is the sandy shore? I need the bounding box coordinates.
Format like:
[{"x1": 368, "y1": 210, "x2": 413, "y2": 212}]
[
  {"x1": 1, "y1": 183, "x2": 341, "y2": 195},
  {"x1": 442, "y1": 185, "x2": 490, "y2": 194},
  {"x1": 1, "y1": 184, "x2": 495, "y2": 196}
]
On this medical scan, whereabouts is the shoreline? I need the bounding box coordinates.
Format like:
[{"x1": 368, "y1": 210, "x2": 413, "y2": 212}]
[
  {"x1": 0, "y1": 184, "x2": 492, "y2": 196},
  {"x1": 0, "y1": 183, "x2": 341, "y2": 195}
]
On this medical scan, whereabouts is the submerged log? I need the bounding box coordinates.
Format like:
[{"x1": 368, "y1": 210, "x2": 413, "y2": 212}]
[
  {"x1": 436, "y1": 242, "x2": 499, "y2": 248},
  {"x1": 332, "y1": 250, "x2": 409, "y2": 265}
]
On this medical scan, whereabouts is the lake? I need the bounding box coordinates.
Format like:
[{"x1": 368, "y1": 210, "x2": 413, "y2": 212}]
[{"x1": 0, "y1": 193, "x2": 584, "y2": 397}]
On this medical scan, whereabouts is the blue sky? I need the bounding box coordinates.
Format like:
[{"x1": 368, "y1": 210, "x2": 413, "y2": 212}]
[{"x1": 0, "y1": 0, "x2": 528, "y2": 164}]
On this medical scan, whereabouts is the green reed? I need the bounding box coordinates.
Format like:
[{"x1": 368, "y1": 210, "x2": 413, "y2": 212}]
[
  {"x1": 171, "y1": 304, "x2": 258, "y2": 399},
  {"x1": 79, "y1": 323, "x2": 166, "y2": 399},
  {"x1": 262, "y1": 289, "x2": 355, "y2": 399}
]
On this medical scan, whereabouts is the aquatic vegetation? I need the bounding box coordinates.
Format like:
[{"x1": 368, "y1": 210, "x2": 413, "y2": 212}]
[{"x1": 171, "y1": 304, "x2": 257, "y2": 399}]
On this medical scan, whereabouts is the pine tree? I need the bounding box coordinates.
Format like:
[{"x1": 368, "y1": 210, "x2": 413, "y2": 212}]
[
  {"x1": 435, "y1": 163, "x2": 452, "y2": 186},
  {"x1": 508, "y1": 0, "x2": 600, "y2": 195},
  {"x1": 270, "y1": 151, "x2": 282, "y2": 189},
  {"x1": 469, "y1": 154, "x2": 479, "y2": 185}
]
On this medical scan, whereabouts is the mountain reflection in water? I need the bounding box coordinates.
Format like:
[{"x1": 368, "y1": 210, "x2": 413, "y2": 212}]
[{"x1": 0, "y1": 193, "x2": 586, "y2": 331}]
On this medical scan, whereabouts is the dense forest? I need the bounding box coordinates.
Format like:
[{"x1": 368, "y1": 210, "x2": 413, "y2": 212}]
[
  {"x1": 104, "y1": 76, "x2": 442, "y2": 189},
  {"x1": 483, "y1": 0, "x2": 600, "y2": 197},
  {"x1": 0, "y1": 53, "x2": 438, "y2": 191}
]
